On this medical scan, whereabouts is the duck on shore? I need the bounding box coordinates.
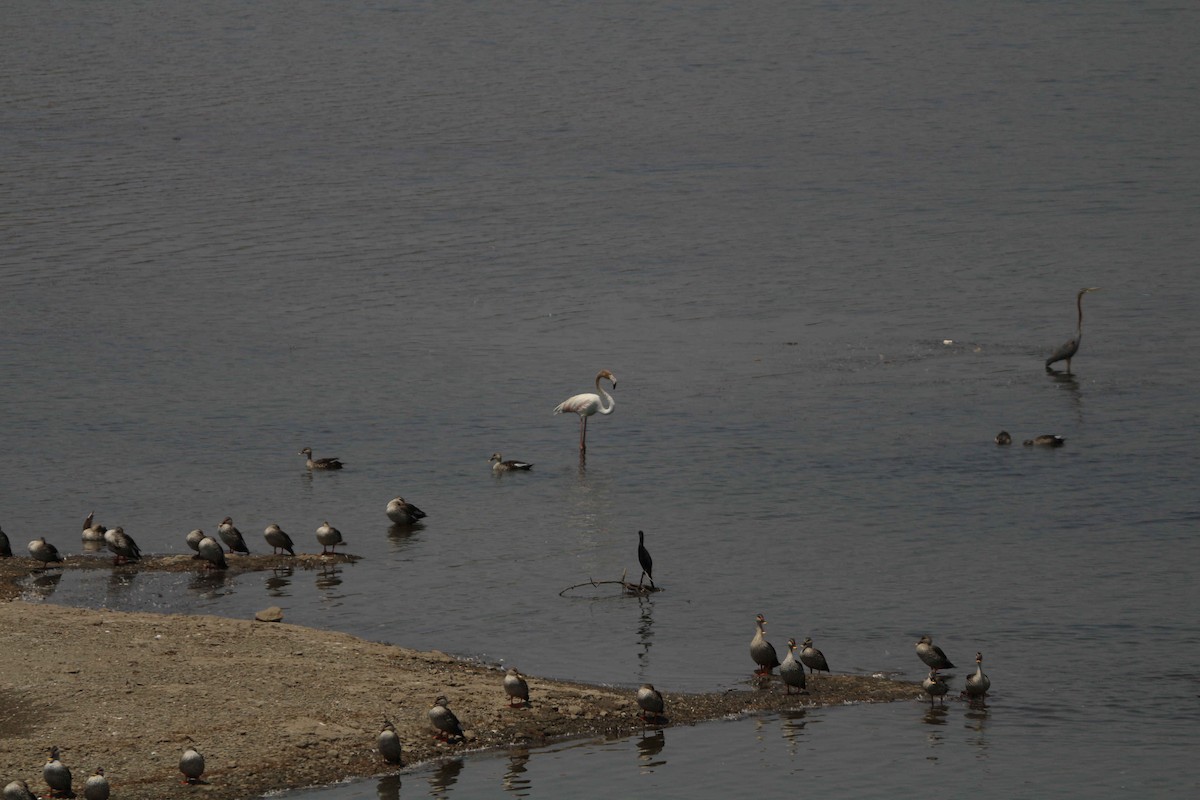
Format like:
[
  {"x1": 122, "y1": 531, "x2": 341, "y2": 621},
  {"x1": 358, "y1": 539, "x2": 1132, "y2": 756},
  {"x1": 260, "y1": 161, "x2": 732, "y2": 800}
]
[
  {"x1": 751, "y1": 614, "x2": 781, "y2": 675},
  {"x1": 28, "y1": 537, "x2": 64, "y2": 569}
]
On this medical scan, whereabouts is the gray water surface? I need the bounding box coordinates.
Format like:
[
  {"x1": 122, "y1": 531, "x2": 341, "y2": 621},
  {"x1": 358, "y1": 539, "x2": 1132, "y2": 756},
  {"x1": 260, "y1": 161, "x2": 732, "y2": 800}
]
[{"x1": 4, "y1": 0, "x2": 1199, "y2": 797}]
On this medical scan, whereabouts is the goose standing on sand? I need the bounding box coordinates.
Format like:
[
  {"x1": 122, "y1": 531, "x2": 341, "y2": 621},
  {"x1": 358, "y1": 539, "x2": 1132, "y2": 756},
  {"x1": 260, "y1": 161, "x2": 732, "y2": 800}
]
[
  {"x1": 800, "y1": 637, "x2": 830, "y2": 677},
  {"x1": 179, "y1": 747, "x2": 205, "y2": 784},
  {"x1": 750, "y1": 614, "x2": 781, "y2": 675},
  {"x1": 299, "y1": 447, "x2": 344, "y2": 470},
  {"x1": 553, "y1": 369, "x2": 617, "y2": 452},
  {"x1": 104, "y1": 526, "x2": 142, "y2": 565},
  {"x1": 386, "y1": 497, "x2": 426, "y2": 526},
  {"x1": 923, "y1": 669, "x2": 950, "y2": 706},
  {"x1": 429, "y1": 696, "x2": 465, "y2": 742},
  {"x1": 316, "y1": 521, "x2": 344, "y2": 555},
  {"x1": 43, "y1": 747, "x2": 72, "y2": 798},
  {"x1": 263, "y1": 523, "x2": 295, "y2": 556},
  {"x1": 28, "y1": 537, "x2": 64, "y2": 569},
  {"x1": 490, "y1": 452, "x2": 533, "y2": 472},
  {"x1": 964, "y1": 651, "x2": 991, "y2": 702},
  {"x1": 780, "y1": 639, "x2": 807, "y2": 695},
  {"x1": 185, "y1": 529, "x2": 206, "y2": 556},
  {"x1": 83, "y1": 767, "x2": 109, "y2": 800},
  {"x1": 636, "y1": 684, "x2": 665, "y2": 722},
  {"x1": 0, "y1": 525, "x2": 12, "y2": 557},
  {"x1": 4, "y1": 780, "x2": 38, "y2": 800},
  {"x1": 504, "y1": 667, "x2": 530, "y2": 708},
  {"x1": 637, "y1": 530, "x2": 654, "y2": 589},
  {"x1": 81, "y1": 511, "x2": 106, "y2": 542},
  {"x1": 218, "y1": 517, "x2": 250, "y2": 554},
  {"x1": 1024, "y1": 434, "x2": 1065, "y2": 447},
  {"x1": 1045, "y1": 287, "x2": 1100, "y2": 372},
  {"x1": 196, "y1": 536, "x2": 228, "y2": 570},
  {"x1": 378, "y1": 720, "x2": 403, "y2": 765},
  {"x1": 916, "y1": 635, "x2": 956, "y2": 672}
]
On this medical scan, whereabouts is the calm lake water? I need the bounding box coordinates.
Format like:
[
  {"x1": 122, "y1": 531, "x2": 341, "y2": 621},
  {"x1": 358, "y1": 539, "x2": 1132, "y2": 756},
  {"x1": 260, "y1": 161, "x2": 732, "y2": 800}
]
[{"x1": 4, "y1": 0, "x2": 1199, "y2": 797}]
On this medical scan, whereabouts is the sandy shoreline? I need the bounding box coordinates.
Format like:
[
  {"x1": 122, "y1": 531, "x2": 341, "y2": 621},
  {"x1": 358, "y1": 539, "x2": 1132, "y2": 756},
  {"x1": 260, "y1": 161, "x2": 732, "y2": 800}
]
[{"x1": 1, "y1": 557, "x2": 921, "y2": 799}]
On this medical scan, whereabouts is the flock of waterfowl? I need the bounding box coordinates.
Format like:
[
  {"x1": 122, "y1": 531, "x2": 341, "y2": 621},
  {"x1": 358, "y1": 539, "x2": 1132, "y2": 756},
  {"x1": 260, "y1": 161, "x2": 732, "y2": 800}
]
[
  {"x1": 749, "y1": 617, "x2": 991, "y2": 708},
  {"x1": 0, "y1": 372, "x2": 630, "y2": 797},
  {"x1": 6, "y1": 336, "x2": 1093, "y2": 797}
]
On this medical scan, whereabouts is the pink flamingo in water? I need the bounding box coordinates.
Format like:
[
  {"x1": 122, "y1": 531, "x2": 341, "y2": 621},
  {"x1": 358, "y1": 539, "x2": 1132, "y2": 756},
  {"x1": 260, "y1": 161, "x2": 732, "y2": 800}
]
[{"x1": 553, "y1": 369, "x2": 617, "y2": 452}]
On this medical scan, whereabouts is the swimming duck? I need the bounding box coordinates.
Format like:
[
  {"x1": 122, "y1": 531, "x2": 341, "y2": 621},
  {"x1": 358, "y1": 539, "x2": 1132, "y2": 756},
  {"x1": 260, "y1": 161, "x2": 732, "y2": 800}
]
[
  {"x1": 923, "y1": 669, "x2": 949, "y2": 705},
  {"x1": 780, "y1": 639, "x2": 807, "y2": 695},
  {"x1": 185, "y1": 529, "x2": 206, "y2": 555},
  {"x1": 750, "y1": 614, "x2": 781, "y2": 675},
  {"x1": 196, "y1": 536, "x2": 228, "y2": 570},
  {"x1": 637, "y1": 530, "x2": 654, "y2": 588},
  {"x1": 1023, "y1": 434, "x2": 1065, "y2": 447},
  {"x1": 43, "y1": 746, "x2": 72, "y2": 798},
  {"x1": 800, "y1": 636, "x2": 830, "y2": 676},
  {"x1": 378, "y1": 720, "x2": 403, "y2": 765},
  {"x1": 490, "y1": 453, "x2": 533, "y2": 472},
  {"x1": 81, "y1": 511, "x2": 107, "y2": 542},
  {"x1": 995, "y1": 431, "x2": 1012, "y2": 445},
  {"x1": 0, "y1": 525, "x2": 12, "y2": 557},
  {"x1": 179, "y1": 747, "x2": 205, "y2": 784},
  {"x1": 83, "y1": 767, "x2": 109, "y2": 800},
  {"x1": 299, "y1": 447, "x2": 344, "y2": 470},
  {"x1": 218, "y1": 516, "x2": 250, "y2": 554},
  {"x1": 3, "y1": 780, "x2": 38, "y2": 800},
  {"x1": 916, "y1": 635, "x2": 956, "y2": 672},
  {"x1": 263, "y1": 523, "x2": 295, "y2": 556},
  {"x1": 636, "y1": 684, "x2": 664, "y2": 722},
  {"x1": 964, "y1": 651, "x2": 991, "y2": 702},
  {"x1": 28, "y1": 537, "x2": 64, "y2": 569},
  {"x1": 104, "y1": 526, "x2": 142, "y2": 565},
  {"x1": 504, "y1": 667, "x2": 530, "y2": 708},
  {"x1": 316, "y1": 521, "x2": 344, "y2": 555},
  {"x1": 386, "y1": 497, "x2": 427, "y2": 526},
  {"x1": 429, "y1": 696, "x2": 465, "y2": 742}
]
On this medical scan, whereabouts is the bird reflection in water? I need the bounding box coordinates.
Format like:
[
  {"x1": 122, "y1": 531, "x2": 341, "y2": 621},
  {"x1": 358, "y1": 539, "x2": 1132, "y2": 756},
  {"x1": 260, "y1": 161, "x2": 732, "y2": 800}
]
[
  {"x1": 105, "y1": 567, "x2": 139, "y2": 603},
  {"x1": 637, "y1": 730, "x2": 666, "y2": 774},
  {"x1": 922, "y1": 704, "x2": 950, "y2": 727},
  {"x1": 374, "y1": 773, "x2": 401, "y2": 800},
  {"x1": 778, "y1": 709, "x2": 808, "y2": 753},
  {"x1": 315, "y1": 564, "x2": 343, "y2": 596},
  {"x1": 636, "y1": 596, "x2": 655, "y2": 665},
  {"x1": 188, "y1": 568, "x2": 232, "y2": 599},
  {"x1": 265, "y1": 565, "x2": 293, "y2": 597},
  {"x1": 81, "y1": 539, "x2": 107, "y2": 554},
  {"x1": 387, "y1": 523, "x2": 422, "y2": 552},
  {"x1": 502, "y1": 747, "x2": 530, "y2": 796},
  {"x1": 428, "y1": 757, "x2": 464, "y2": 799},
  {"x1": 964, "y1": 707, "x2": 990, "y2": 755},
  {"x1": 25, "y1": 570, "x2": 63, "y2": 600}
]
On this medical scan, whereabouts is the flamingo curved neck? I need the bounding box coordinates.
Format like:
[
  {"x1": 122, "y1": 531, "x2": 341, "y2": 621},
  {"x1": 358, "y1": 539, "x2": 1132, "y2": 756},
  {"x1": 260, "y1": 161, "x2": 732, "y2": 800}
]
[{"x1": 593, "y1": 377, "x2": 615, "y2": 415}]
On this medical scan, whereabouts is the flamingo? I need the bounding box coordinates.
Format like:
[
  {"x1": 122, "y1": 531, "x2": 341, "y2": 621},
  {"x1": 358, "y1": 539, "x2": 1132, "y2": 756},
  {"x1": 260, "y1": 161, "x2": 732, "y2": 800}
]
[{"x1": 552, "y1": 369, "x2": 617, "y2": 452}]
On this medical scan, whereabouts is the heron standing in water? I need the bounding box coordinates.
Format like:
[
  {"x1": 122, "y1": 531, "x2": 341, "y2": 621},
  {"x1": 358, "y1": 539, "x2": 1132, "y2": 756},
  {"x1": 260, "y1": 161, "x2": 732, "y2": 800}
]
[{"x1": 1045, "y1": 287, "x2": 1100, "y2": 372}]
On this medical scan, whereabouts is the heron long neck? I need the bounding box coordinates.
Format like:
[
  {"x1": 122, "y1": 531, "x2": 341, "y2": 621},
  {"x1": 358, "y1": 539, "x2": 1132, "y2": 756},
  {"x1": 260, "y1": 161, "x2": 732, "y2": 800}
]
[
  {"x1": 1076, "y1": 290, "x2": 1087, "y2": 336},
  {"x1": 594, "y1": 376, "x2": 615, "y2": 415}
]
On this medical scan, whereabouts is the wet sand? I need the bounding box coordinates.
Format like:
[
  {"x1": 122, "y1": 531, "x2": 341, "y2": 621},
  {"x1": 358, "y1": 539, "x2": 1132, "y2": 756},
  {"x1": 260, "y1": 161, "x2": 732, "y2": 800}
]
[{"x1": 0, "y1": 556, "x2": 921, "y2": 799}]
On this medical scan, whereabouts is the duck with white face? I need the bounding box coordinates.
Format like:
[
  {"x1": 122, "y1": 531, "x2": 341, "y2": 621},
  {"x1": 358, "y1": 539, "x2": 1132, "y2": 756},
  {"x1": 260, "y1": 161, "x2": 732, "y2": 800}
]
[{"x1": 490, "y1": 452, "x2": 533, "y2": 472}]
